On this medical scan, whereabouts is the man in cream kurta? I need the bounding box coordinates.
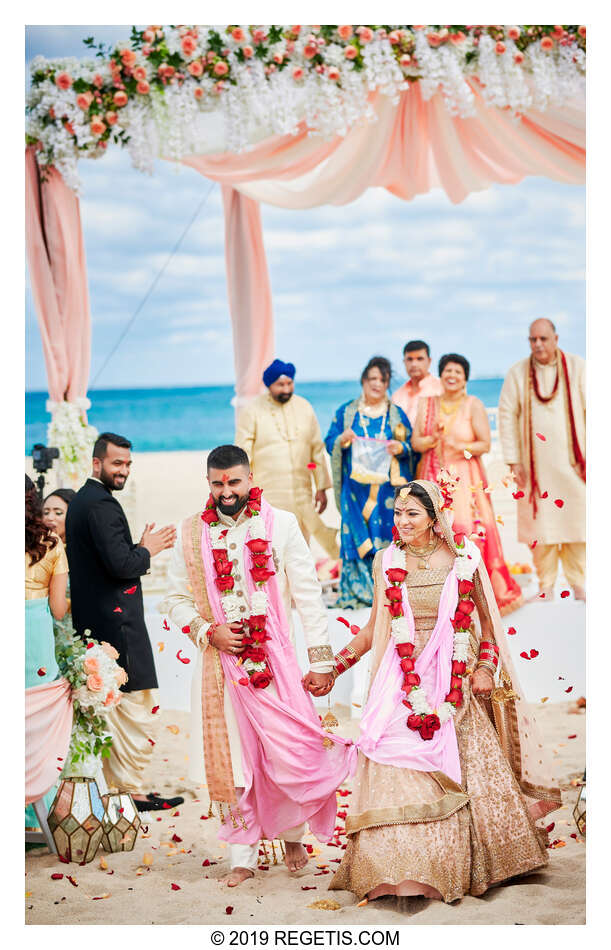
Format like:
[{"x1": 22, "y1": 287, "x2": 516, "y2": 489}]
[
  {"x1": 161, "y1": 445, "x2": 336, "y2": 883},
  {"x1": 498, "y1": 319, "x2": 586, "y2": 600},
  {"x1": 235, "y1": 359, "x2": 339, "y2": 559}
]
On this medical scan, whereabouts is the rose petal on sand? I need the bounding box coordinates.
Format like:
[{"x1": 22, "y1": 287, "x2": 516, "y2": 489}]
[
  {"x1": 568, "y1": 734, "x2": 577, "y2": 739},
  {"x1": 170, "y1": 883, "x2": 181, "y2": 890},
  {"x1": 554, "y1": 498, "x2": 564, "y2": 508},
  {"x1": 98, "y1": 857, "x2": 108, "y2": 870},
  {"x1": 51, "y1": 873, "x2": 63, "y2": 880},
  {"x1": 226, "y1": 906, "x2": 234, "y2": 915},
  {"x1": 540, "y1": 697, "x2": 549, "y2": 703},
  {"x1": 162, "y1": 620, "x2": 170, "y2": 631},
  {"x1": 176, "y1": 650, "x2": 190, "y2": 664},
  {"x1": 92, "y1": 893, "x2": 110, "y2": 900},
  {"x1": 507, "y1": 627, "x2": 517, "y2": 635},
  {"x1": 561, "y1": 590, "x2": 570, "y2": 598},
  {"x1": 529, "y1": 649, "x2": 539, "y2": 658},
  {"x1": 565, "y1": 686, "x2": 574, "y2": 693},
  {"x1": 67, "y1": 876, "x2": 78, "y2": 887},
  {"x1": 546, "y1": 822, "x2": 555, "y2": 832},
  {"x1": 147, "y1": 738, "x2": 155, "y2": 746},
  {"x1": 171, "y1": 834, "x2": 182, "y2": 843},
  {"x1": 301, "y1": 886, "x2": 317, "y2": 890},
  {"x1": 535, "y1": 433, "x2": 546, "y2": 441}
]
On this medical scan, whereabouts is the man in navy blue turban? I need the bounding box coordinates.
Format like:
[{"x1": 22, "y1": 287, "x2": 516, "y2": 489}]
[{"x1": 235, "y1": 360, "x2": 339, "y2": 559}]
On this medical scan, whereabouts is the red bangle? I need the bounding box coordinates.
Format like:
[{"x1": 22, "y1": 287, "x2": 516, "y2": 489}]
[
  {"x1": 333, "y1": 646, "x2": 360, "y2": 677},
  {"x1": 479, "y1": 641, "x2": 499, "y2": 655}
]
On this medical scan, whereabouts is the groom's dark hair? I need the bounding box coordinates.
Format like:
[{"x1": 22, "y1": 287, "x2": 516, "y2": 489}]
[{"x1": 207, "y1": 444, "x2": 250, "y2": 472}]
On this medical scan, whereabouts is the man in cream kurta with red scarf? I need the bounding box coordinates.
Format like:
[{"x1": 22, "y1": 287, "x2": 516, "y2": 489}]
[
  {"x1": 160, "y1": 444, "x2": 355, "y2": 886},
  {"x1": 498, "y1": 319, "x2": 585, "y2": 600}
]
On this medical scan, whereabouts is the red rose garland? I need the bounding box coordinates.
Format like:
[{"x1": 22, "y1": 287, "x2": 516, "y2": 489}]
[
  {"x1": 201, "y1": 487, "x2": 274, "y2": 689},
  {"x1": 385, "y1": 534, "x2": 475, "y2": 741}
]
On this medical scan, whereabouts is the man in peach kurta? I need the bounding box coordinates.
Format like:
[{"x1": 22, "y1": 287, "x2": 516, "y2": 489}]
[
  {"x1": 391, "y1": 340, "x2": 442, "y2": 426},
  {"x1": 236, "y1": 359, "x2": 338, "y2": 558},
  {"x1": 498, "y1": 320, "x2": 585, "y2": 600}
]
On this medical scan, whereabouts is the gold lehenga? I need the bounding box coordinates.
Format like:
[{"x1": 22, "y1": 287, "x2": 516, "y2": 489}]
[{"x1": 329, "y1": 566, "x2": 550, "y2": 902}]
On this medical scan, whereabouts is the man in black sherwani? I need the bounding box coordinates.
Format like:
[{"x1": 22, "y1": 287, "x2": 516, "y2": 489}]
[{"x1": 66, "y1": 431, "x2": 182, "y2": 811}]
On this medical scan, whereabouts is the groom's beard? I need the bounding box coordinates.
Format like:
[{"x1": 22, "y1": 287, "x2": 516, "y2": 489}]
[{"x1": 217, "y1": 491, "x2": 250, "y2": 517}]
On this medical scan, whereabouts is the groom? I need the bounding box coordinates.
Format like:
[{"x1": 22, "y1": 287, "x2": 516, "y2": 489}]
[{"x1": 161, "y1": 445, "x2": 353, "y2": 886}]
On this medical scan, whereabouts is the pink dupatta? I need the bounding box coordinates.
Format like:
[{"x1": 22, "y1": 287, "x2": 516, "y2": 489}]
[
  {"x1": 357, "y1": 544, "x2": 462, "y2": 784},
  {"x1": 200, "y1": 500, "x2": 356, "y2": 844}
]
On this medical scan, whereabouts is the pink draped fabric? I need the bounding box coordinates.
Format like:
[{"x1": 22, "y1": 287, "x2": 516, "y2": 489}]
[
  {"x1": 182, "y1": 81, "x2": 584, "y2": 398},
  {"x1": 25, "y1": 146, "x2": 91, "y2": 403},
  {"x1": 25, "y1": 678, "x2": 73, "y2": 805},
  {"x1": 220, "y1": 186, "x2": 275, "y2": 409},
  {"x1": 200, "y1": 500, "x2": 356, "y2": 844},
  {"x1": 357, "y1": 544, "x2": 461, "y2": 784}
]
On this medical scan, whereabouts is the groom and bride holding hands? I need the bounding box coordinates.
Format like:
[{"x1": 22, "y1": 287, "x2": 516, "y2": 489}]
[{"x1": 163, "y1": 441, "x2": 561, "y2": 902}]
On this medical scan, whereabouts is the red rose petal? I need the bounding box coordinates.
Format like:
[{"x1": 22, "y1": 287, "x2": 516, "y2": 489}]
[
  {"x1": 170, "y1": 883, "x2": 181, "y2": 891},
  {"x1": 124, "y1": 586, "x2": 137, "y2": 594},
  {"x1": 519, "y1": 651, "x2": 530, "y2": 659},
  {"x1": 147, "y1": 738, "x2": 155, "y2": 746},
  {"x1": 530, "y1": 540, "x2": 538, "y2": 550},
  {"x1": 171, "y1": 834, "x2": 182, "y2": 843},
  {"x1": 51, "y1": 873, "x2": 64, "y2": 880},
  {"x1": 151, "y1": 705, "x2": 159, "y2": 714},
  {"x1": 162, "y1": 802, "x2": 171, "y2": 809},
  {"x1": 307, "y1": 462, "x2": 317, "y2": 470},
  {"x1": 568, "y1": 734, "x2": 577, "y2": 739},
  {"x1": 565, "y1": 686, "x2": 573, "y2": 693},
  {"x1": 226, "y1": 906, "x2": 234, "y2": 915},
  {"x1": 512, "y1": 491, "x2": 525, "y2": 499},
  {"x1": 113, "y1": 607, "x2": 122, "y2": 613},
  {"x1": 176, "y1": 650, "x2": 191, "y2": 664},
  {"x1": 558, "y1": 676, "x2": 565, "y2": 680},
  {"x1": 561, "y1": 590, "x2": 570, "y2": 598},
  {"x1": 239, "y1": 677, "x2": 249, "y2": 686},
  {"x1": 58, "y1": 854, "x2": 69, "y2": 864},
  {"x1": 305, "y1": 844, "x2": 314, "y2": 854},
  {"x1": 67, "y1": 875, "x2": 78, "y2": 887},
  {"x1": 507, "y1": 627, "x2": 516, "y2": 636},
  {"x1": 530, "y1": 649, "x2": 539, "y2": 658},
  {"x1": 181, "y1": 625, "x2": 191, "y2": 634},
  {"x1": 535, "y1": 433, "x2": 546, "y2": 441},
  {"x1": 37, "y1": 667, "x2": 46, "y2": 676},
  {"x1": 301, "y1": 886, "x2": 317, "y2": 890},
  {"x1": 336, "y1": 617, "x2": 350, "y2": 628},
  {"x1": 546, "y1": 822, "x2": 555, "y2": 833},
  {"x1": 541, "y1": 491, "x2": 548, "y2": 499},
  {"x1": 86, "y1": 641, "x2": 94, "y2": 649},
  {"x1": 539, "y1": 593, "x2": 547, "y2": 598},
  {"x1": 554, "y1": 498, "x2": 564, "y2": 508},
  {"x1": 200, "y1": 815, "x2": 209, "y2": 821}
]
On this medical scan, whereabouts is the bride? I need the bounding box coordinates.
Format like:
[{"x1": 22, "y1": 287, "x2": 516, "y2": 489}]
[{"x1": 322, "y1": 479, "x2": 561, "y2": 902}]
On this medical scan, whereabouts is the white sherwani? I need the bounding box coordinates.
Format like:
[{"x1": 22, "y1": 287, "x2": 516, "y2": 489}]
[
  {"x1": 498, "y1": 353, "x2": 585, "y2": 545},
  {"x1": 162, "y1": 503, "x2": 334, "y2": 787}
]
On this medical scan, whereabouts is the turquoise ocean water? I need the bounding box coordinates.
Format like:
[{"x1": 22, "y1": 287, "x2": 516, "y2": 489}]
[{"x1": 25, "y1": 379, "x2": 504, "y2": 454}]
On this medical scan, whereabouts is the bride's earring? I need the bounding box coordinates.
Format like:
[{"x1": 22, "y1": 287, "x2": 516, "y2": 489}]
[{"x1": 432, "y1": 521, "x2": 443, "y2": 537}]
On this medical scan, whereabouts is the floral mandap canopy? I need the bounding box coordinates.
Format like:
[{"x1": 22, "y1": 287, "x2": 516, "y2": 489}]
[{"x1": 25, "y1": 25, "x2": 586, "y2": 480}]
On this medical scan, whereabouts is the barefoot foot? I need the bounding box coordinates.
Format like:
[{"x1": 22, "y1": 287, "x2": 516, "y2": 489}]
[
  {"x1": 284, "y1": 841, "x2": 308, "y2": 872},
  {"x1": 220, "y1": 867, "x2": 255, "y2": 887}
]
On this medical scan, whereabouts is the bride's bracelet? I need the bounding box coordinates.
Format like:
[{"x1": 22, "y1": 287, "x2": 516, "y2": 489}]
[
  {"x1": 332, "y1": 645, "x2": 361, "y2": 680},
  {"x1": 477, "y1": 640, "x2": 498, "y2": 675}
]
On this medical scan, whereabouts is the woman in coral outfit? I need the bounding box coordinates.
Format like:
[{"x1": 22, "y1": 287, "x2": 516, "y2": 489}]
[{"x1": 412, "y1": 354, "x2": 522, "y2": 615}]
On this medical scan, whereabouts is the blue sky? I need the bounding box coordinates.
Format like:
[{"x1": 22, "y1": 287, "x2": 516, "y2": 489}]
[{"x1": 25, "y1": 25, "x2": 586, "y2": 391}]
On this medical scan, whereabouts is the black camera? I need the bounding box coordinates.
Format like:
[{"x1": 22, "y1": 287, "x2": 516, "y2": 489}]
[{"x1": 32, "y1": 443, "x2": 59, "y2": 474}]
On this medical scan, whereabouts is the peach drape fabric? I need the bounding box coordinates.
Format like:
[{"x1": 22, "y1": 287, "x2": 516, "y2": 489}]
[
  {"x1": 182, "y1": 81, "x2": 584, "y2": 401},
  {"x1": 25, "y1": 146, "x2": 92, "y2": 403},
  {"x1": 220, "y1": 186, "x2": 275, "y2": 409},
  {"x1": 25, "y1": 678, "x2": 73, "y2": 805}
]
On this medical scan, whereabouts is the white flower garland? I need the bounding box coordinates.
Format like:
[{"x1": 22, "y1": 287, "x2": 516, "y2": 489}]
[{"x1": 46, "y1": 398, "x2": 98, "y2": 488}]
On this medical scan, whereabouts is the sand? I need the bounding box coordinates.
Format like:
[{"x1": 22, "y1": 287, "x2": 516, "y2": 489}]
[{"x1": 25, "y1": 699, "x2": 585, "y2": 926}]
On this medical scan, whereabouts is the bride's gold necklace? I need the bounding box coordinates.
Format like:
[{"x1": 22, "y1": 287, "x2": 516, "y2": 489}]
[{"x1": 406, "y1": 537, "x2": 441, "y2": 570}]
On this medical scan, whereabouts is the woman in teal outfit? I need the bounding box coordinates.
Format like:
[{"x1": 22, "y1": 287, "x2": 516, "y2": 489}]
[
  {"x1": 42, "y1": 488, "x2": 77, "y2": 651},
  {"x1": 325, "y1": 357, "x2": 417, "y2": 608},
  {"x1": 25, "y1": 476, "x2": 69, "y2": 829}
]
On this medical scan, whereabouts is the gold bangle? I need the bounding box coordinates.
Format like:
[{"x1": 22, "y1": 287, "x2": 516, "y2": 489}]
[
  {"x1": 476, "y1": 661, "x2": 496, "y2": 675},
  {"x1": 344, "y1": 645, "x2": 361, "y2": 663}
]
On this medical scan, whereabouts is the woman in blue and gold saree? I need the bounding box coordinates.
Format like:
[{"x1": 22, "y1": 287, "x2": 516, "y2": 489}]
[{"x1": 325, "y1": 357, "x2": 417, "y2": 608}]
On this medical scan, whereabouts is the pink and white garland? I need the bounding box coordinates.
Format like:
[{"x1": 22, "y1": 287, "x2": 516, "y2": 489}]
[
  {"x1": 386, "y1": 530, "x2": 480, "y2": 740},
  {"x1": 201, "y1": 487, "x2": 275, "y2": 689}
]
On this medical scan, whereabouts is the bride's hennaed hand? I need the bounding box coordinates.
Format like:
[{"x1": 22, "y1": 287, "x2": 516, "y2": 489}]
[{"x1": 470, "y1": 667, "x2": 494, "y2": 696}]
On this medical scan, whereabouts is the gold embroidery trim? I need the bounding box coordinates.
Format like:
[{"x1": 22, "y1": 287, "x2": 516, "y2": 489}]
[
  {"x1": 345, "y1": 772, "x2": 469, "y2": 834},
  {"x1": 357, "y1": 538, "x2": 373, "y2": 558},
  {"x1": 362, "y1": 484, "x2": 380, "y2": 522},
  {"x1": 191, "y1": 514, "x2": 224, "y2": 695},
  {"x1": 307, "y1": 645, "x2": 334, "y2": 663}
]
